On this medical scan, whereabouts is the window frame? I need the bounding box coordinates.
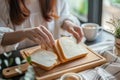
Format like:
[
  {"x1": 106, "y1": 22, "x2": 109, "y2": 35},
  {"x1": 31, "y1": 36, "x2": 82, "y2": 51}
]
[
  {"x1": 76, "y1": 0, "x2": 103, "y2": 25},
  {"x1": 88, "y1": 0, "x2": 103, "y2": 26}
]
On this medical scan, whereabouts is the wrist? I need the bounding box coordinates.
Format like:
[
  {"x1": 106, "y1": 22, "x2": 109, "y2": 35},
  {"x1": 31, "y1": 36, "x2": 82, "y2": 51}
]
[
  {"x1": 20, "y1": 30, "x2": 27, "y2": 39},
  {"x1": 61, "y1": 20, "x2": 69, "y2": 30},
  {"x1": 62, "y1": 20, "x2": 75, "y2": 30}
]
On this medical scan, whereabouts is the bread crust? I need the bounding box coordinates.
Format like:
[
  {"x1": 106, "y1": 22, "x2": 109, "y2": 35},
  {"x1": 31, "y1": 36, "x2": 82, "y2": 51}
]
[
  {"x1": 58, "y1": 37, "x2": 88, "y2": 62},
  {"x1": 31, "y1": 60, "x2": 58, "y2": 70},
  {"x1": 54, "y1": 40, "x2": 66, "y2": 63},
  {"x1": 27, "y1": 48, "x2": 59, "y2": 70},
  {"x1": 21, "y1": 37, "x2": 88, "y2": 70}
]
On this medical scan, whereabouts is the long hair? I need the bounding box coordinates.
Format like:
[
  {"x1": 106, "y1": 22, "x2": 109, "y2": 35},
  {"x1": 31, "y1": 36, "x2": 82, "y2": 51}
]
[{"x1": 9, "y1": 0, "x2": 57, "y2": 25}]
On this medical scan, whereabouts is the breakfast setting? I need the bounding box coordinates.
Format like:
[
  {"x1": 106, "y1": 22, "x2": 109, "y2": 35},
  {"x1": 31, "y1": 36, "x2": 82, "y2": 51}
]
[{"x1": 0, "y1": 0, "x2": 120, "y2": 80}]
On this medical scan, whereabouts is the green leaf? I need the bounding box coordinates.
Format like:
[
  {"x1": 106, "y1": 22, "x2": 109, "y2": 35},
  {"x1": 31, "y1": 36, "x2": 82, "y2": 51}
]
[
  {"x1": 107, "y1": 16, "x2": 120, "y2": 38},
  {"x1": 26, "y1": 56, "x2": 31, "y2": 63},
  {"x1": 9, "y1": 58, "x2": 14, "y2": 66}
]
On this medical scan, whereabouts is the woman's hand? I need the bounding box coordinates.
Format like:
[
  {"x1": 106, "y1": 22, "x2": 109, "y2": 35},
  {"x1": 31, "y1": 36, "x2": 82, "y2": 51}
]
[
  {"x1": 62, "y1": 20, "x2": 83, "y2": 43},
  {"x1": 23, "y1": 25, "x2": 55, "y2": 48}
]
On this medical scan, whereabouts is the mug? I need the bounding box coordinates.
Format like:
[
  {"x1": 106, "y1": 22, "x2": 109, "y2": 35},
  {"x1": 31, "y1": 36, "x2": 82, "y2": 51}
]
[
  {"x1": 82, "y1": 23, "x2": 102, "y2": 41},
  {"x1": 60, "y1": 72, "x2": 84, "y2": 80}
]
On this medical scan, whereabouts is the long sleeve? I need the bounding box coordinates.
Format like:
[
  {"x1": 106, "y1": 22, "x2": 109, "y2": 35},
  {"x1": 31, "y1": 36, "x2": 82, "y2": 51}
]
[
  {"x1": 57, "y1": 0, "x2": 80, "y2": 27},
  {"x1": 0, "y1": 27, "x2": 19, "y2": 54},
  {"x1": 0, "y1": 0, "x2": 18, "y2": 54},
  {"x1": 54, "y1": 0, "x2": 80, "y2": 38}
]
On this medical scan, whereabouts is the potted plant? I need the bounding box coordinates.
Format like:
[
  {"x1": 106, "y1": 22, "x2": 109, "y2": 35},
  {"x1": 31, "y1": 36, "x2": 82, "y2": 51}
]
[{"x1": 107, "y1": 16, "x2": 120, "y2": 55}]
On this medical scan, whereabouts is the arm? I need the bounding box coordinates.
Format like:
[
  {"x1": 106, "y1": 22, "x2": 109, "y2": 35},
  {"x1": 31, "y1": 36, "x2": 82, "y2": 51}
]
[
  {"x1": 61, "y1": 20, "x2": 83, "y2": 43},
  {"x1": 1, "y1": 30, "x2": 25, "y2": 46},
  {"x1": 0, "y1": 26, "x2": 20, "y2": 53},
  {"x1": 1, "y1": 26, "x2": 55, "y2": 48},
  {"x1": 58, "y1": 0, "x2": 83, "y2": 43}
]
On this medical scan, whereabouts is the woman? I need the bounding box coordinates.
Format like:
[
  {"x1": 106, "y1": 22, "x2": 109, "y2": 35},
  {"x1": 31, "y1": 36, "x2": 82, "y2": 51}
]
[{"x1": 0, "y1": 0, "x2": 82, "y2": 53}]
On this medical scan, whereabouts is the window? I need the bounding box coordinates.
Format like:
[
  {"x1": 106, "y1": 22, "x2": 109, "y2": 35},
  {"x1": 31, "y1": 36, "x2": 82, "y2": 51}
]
[
  {"x1": 68, "y1": 0, "x2": 102, "y2": 25},
  {"x1": 102, "y1": 0, "x2": 120, "y2": 33},
  {"x1": 68, "y1": 0, "x2": 120, "y2": 33},
  {"x1": 87, "y1": 0, "x2": 102, "y2": 25},
  {"x1": 68, "y1": 0, "x2": 88, "y2": 22}
]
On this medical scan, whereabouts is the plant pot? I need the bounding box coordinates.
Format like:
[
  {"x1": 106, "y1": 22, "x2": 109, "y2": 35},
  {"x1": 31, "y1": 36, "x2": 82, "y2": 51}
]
[
  {"x1": 115, "y1": 37, "x2": 120, "y2": 45},
  {"x1": 114, "y1": 37, "x2": 120, "y2": 56},
  {"x1": 114, "y1": 46, "x2": 120, "y2": 56}
]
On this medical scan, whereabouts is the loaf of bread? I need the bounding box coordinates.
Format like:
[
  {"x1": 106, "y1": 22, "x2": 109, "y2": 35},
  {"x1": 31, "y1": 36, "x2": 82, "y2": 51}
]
[{"x1": 28, "y1": 37, "x2": 88, "y2": 70}]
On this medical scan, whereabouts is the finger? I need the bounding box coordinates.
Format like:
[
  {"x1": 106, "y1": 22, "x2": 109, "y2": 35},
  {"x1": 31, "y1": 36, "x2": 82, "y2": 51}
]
[
  {"x1": 41, "y1": 44, "x2": 47, "y2": 50},
  {"x1": 74, "y1": 27, "x2": 83, "y2": 37},
  {"x1": 41, "y1": 26, "x2": 55, "y2": 45},
  {"x1": 69, "y1": 28, "x2": 80, "y2": 43},
  {"x1": 34, "y1": 38, "x2": 49, "y2": 49},
  {"x1": 29, "y1": 31, "x2": 47, "y2": 47},
  {"x1": 41, "y1": 26, "x2": 55, "y2": 47},
  {"x1": 29, "y1": 31, "x2": 42, "y2": 45},
  {"x1": 38, "y1": 35, "x2": 50, "y2": 49},
  {"x1": 34, "y1": 38, "x2": 42, "y2": 45},
  {"x1": 25, "y1": 30, "x2": 47, "y2": 46},
  {"x1": 33, "y1": 33, "x2": 50, "y2": 48},
  {"x1": 35, "y1": 27, "x2": 52, "y2": 48},
  {"x1": 74, "y1": 27, "x2": 83, "y2": 42},
  {"x1": 28, "y1": 35, "x2": 42, "y2": 45}
]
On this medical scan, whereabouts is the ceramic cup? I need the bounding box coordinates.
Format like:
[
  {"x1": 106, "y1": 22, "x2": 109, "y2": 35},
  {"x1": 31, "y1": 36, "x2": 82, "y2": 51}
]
[
  {"x1": 82, "y1": 23, "x2": 102, "y2": 41},
  {"x1": 60, "y1": 72, "x2": 84, "y2": 80}
]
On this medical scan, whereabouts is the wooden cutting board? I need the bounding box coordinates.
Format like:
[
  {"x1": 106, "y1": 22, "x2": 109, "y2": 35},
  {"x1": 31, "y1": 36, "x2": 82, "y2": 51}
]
[
  {"x1": 20, "y1": 45, "x2": 106, "y2": 80},
  {"x1": 2, "y1": 63, "x2": 29, "y2": 78}
]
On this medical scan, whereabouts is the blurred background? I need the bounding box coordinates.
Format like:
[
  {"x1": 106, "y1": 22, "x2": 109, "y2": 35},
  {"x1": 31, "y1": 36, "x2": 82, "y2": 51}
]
[{"x1": 68, "y1": 0, "x2": 120, "y2": 33}]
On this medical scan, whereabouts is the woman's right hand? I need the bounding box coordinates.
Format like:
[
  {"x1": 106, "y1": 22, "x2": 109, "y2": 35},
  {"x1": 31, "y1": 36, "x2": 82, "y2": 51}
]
[{"x1": 23, "y1": 25, "x2": 55, "y2": 48}]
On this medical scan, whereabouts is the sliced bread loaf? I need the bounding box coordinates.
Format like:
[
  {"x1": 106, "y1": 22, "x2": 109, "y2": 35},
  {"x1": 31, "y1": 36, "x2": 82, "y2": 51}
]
[{"x1": 26, "y1": 37, "x2": 88, "y2": 70}]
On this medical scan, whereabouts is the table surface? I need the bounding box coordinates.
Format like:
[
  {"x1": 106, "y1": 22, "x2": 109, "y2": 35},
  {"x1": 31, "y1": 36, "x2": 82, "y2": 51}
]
[
  {"x1": 0, "y1": 30, "x2": 114, "y2": 80},
  {"x1": 83, "y1": 30, "x2": 114, "y2": 45}
]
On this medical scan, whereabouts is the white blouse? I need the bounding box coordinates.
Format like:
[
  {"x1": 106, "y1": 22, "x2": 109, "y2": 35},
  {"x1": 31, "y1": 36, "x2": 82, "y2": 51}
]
[{"x1": 0, "y1": 0, "x2": 80, "y2": 53}]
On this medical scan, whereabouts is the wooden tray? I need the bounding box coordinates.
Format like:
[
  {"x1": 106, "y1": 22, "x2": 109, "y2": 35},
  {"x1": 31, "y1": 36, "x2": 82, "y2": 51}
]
[{"x1": 20, "y1": 45, "x2": 106, "y2": 80}]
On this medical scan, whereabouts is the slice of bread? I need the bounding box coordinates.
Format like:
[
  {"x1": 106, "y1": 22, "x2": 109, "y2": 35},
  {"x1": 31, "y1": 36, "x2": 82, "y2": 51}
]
[
  {"x1": 30, "y1": 49, "x2": 59, "y2": 70},
  {"x1": 54, "y1": 40, "x2": 66, "y2": 63},
  {"x1": 25, "y1": 37, "x2": 88, "y2": 70},
  {"x1": 58, "y1": 37, "x2": 88, "y2": 61}
]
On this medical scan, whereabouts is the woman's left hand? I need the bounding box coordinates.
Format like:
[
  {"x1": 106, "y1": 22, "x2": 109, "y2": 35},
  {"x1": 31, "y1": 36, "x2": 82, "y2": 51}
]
[{"x1": 62, "y1": 20, "x2": 83, "y2": 43}]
